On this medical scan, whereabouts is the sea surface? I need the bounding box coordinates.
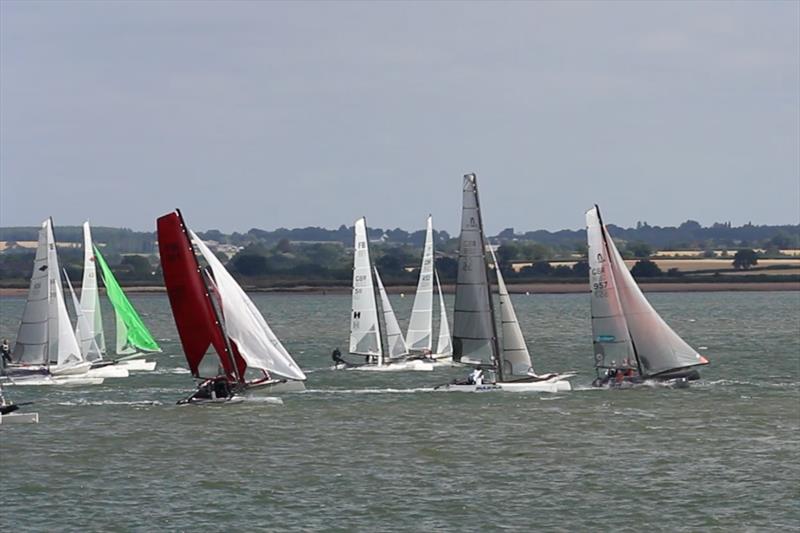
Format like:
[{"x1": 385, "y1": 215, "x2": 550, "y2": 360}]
[{"x1": 1, "y1": 291, "x2": 798, "y2": 532}]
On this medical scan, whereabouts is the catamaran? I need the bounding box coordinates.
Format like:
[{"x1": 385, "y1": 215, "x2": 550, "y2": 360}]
[
  {"x1": 157, "y1": 210, "x2": 307, "y2": 404},
  {"x1": 586, "y1": 205, "x2": 709, "y2": 387},
  {"x1": 79, "y1": 222, "x2": 161, "y2": 372},
  {"x1": 342, "y1": 217, "x2": 433, "y2": 371},
  {"x1": 4, "y1": 219, "x2": 104, "y2": 385},
  {"x1": 438, "y1": 173, "x2": 572, "y2": 393},
  {"x1": 404, "y1": 215, "x2": 453, "y2": 362}
]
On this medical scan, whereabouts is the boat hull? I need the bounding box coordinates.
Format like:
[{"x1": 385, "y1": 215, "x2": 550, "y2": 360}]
[
  {"x1": 118, "y1": 359, "x2": 157, "y2": 372},
  {"x1": 351, "y1": 360, "x2": 435, "y2": 372},
  {"x1": 0, "y1": 412, "x2": 39, "y2": 425},
  {"x1": 244, "y1": 379, "x2": 306, "y2": 394},
  {"x1": 2, "y1": 375, "x2": 104, "y2": 386},
  {"x1": 86, "y1": 365, "x2": 129, "y2": 379},
  {"x1": 438, "y1": 379, "x2": 572, "y2": 393}
]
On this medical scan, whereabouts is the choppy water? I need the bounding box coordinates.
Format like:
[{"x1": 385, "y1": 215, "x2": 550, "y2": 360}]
[{"x1": 1, "y1": 291, "x2": 798, "y2": 532}]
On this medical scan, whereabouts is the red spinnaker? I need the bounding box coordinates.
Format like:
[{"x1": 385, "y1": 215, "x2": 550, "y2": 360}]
[{"x1": 157, "y1": 211, "x2": 239, "y2": 380}]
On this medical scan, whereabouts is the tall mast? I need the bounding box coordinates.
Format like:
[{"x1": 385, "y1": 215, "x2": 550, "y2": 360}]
[
  {"x1": 467, "y1": 173, "x2": 502, "y2": 381},
  {"x1": 175, "y1": 209, "x2": 242, "y2": 384},
  {"x1": 595, "y1": 204, "x2": 643, "y2": 376}
]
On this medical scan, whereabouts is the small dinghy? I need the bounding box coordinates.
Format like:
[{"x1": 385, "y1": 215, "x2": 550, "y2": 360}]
[
  {"x1": 158, "y1": 210, "x2": 307, "y2": 405},
  {"x1": 585, "y1": 205, "x2": 709, "y2": 388},
  {"x1": 0, "y1": 384, "x2": 38, "y2": 425}
]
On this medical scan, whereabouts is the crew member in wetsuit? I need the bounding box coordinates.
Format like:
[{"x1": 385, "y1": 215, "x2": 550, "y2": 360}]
[
  {"x1": 331, "y1": 347, "x2": 344, "y2": 366},
  {"x1": 469, "y1": 367, "x2": 484, "y2": 385}
]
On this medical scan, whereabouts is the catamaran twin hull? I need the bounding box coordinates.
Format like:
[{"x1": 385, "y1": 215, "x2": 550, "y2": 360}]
[{"x1": 180, "y1": 378, "x2": 306, "y2": 405}]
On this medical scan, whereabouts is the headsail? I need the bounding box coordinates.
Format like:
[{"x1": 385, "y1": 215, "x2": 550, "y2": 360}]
[
  {"x1": 586, "y1": 206, "x2": 636, "y2": 370},
  {"x1": 44, "y1": 220, "x2": 83, "y2": 367},
  {"x1": 77, "y1": 222, "x2": 105, "y2": 360},
  {"x1": 93, "y1": 247, "x2": 161, "y2": 356},
  {"x1": 12, "y1": 221, "x2": 51, "y2": 365},
  {"x1": 489, "y1": 248, "x2": 535, "y2": 377},
  {"x1": 434, "y1": 270, "x2": 452, "y2": 356},
  {"x1": 452, "y1": 173, "x2": 499, "y2": 369},
  {"x1": 65, "y1": 269, "x2": 103, "y2": 362},
  {"x1": 349, "y1": 217, "x2": 382, "y2": 360},
  {"x1": 374, "y1": 267, "x2": 409, "y2": 360},
  {"x1": 157, "y1": 211, "x2": 240, "y2": 380},
  {"x1": 190, "y1": 231, "x2": 306, "y2": 381},
  {"x1": 405, "y1": 215, "x2": 434, "y2": 351}
]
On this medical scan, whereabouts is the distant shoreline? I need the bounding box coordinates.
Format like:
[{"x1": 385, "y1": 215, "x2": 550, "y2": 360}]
[{"x1": 1, "y1": 281, "x2": 798, "y2": 297}]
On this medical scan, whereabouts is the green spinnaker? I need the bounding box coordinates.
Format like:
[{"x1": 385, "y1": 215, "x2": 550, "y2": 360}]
[{"x1": 93, "y1": 246, "x2": 161, "y2": 354}]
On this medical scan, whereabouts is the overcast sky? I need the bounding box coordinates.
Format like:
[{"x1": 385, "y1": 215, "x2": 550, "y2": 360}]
[{"x1": 1, "y1": 1, "x2": 798, "y2": 235}]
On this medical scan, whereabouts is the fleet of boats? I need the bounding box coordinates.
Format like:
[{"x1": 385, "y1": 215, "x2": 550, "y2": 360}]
[{"x1": 1, "y1": 174, "x2": 711, "y2": 416}]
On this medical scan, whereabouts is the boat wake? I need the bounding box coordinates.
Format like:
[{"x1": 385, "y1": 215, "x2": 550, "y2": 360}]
[
  {"x1": 56, "y1": 399, "x2": 163, "y2": 407},
  {"x1": 302, "y1": 387, "x2": 436, "y2": 395},
  {"x1": 240, "y1": 396, "x2": 284, "y2": 405}
]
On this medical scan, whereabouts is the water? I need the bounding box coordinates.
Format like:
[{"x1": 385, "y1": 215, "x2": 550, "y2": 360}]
[{"x1": 1, "y1": 291, "x2": 798, "y2": 531}]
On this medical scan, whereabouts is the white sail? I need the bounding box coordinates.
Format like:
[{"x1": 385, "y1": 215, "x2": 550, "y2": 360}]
[
  {"x1": 405, "y1": 215, "x2": 434, "y2": 351},
  {"x1": 604, "y1": 225, "x2": 708, "y2": 375},
  {"x1": 77, "y1": 222, "x2": 105, "y2": 360},
  {"x1": 489, "y1": 248, "x2": 534, "y2": 377},
  {"x1": 374, "y1": 267, "x2": 409, "y2": 360},
  {"x1": 65, "y1": 269, "x2": 103, "y2": 362},
  {"x1": 452, "y1": 173, "x2": 498, "y2": 366},
  {"x1": 349, "y1": 217, "x2": 382, "y2": 360},
  {"x1": 12, "y1": 221, "x2": 50, "y2": 364},
  {"x1": 42, "y1": 221, "x2": 83, "y2": 367},
  {"x1": 434, "y1": 270, "x2": 452, "y2": 356},
  {"x1": 190, "y1": 231, "x2": 306, "y2": 381},
  {"x1": 585, "y1": 207, "x2": 636, "y2": 370}
]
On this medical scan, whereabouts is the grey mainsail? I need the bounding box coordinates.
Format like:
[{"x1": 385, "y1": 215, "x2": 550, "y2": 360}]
[
  {"x1": 349, "y1": 217, "x2": 382, "y2": 360},
  {"x1": 12, "y1": 221, "x2": 51, "y2": 365},
  {"x1": 452, "y1": 173, "x2": 499, "y2": 369}
]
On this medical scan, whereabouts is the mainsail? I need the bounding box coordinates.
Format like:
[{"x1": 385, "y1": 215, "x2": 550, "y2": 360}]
[
  {"x1": 587, "y1": 205, "x2": 709, "y2": 376},
  {"x1": 434, "y1": 270, "x2": 452, "y2": 356},
  {"x1": 374, "y1": 267, "x2": 409, "y2": 360},
  {"x1": 489, "y1": 248, "x2": 535, "y2": 377},
  {"x1": 65, "y1": 269, "x2": 103, "y2": 362},
  {"x1": 77, "y1": 222, "x2": 105, "y2": 360},
  {"x1": 405, "y1": 215, "x2": 434, "y2": 351},
  {"x1": 157, "y1": 211, "x2": 241, "y2": 379},
  {"x1": 190, "y1": 231, "x2": 306, "y2": 381},
  {"x1": 452, "y1": 173, "x2": 499, "y2": 369},
  {"x1": 349, "y1": 217, "x2": 382, "y2": 360},
  {"x1": 12, "y1": 221, "x2": 51, "y2": 364},
  {"x1": 586, "y1": 207, "x2": 636, "y2": 370},
  {"x1": 93, "y1": 246, "x2": 161, "y2": 356}
]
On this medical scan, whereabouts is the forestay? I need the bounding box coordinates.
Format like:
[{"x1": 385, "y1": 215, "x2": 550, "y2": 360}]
[
  {"x1": 191, "y1": 231, "x2": 307, "y2": 381},
  {"x1": 77, "y1": 222, "x2": 105, "y2": 360},
  {"x1": 434, "y1": 271, "x2": 452, "y2": 356},
  {"x1": 452, "y1": 173, "x2": 498, "y2": 366},
  {"x1": 374, "y1": 268, "x2": 409, "y2": 360},
  {"x1": 349, "y1": 217, "x2": 382, "y2": 358},
  {"x1": 489, "y1": 248, "x2": 534, "y2": 377},
  {"x1": 585, "y1": 207, "x2": 636, "y2": 370},
  {"x1": 405, "y1": 215, "x2": 434, "y2": 351}
]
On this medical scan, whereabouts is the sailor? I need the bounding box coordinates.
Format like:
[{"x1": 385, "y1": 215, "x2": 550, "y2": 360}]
[
  {"x1": 0, "y1": 338, "x2": 11, "y2": 366},
  {"x1": 331, "y1": 347, "x2": 344, "y2": 365},
  {"x1": 469, "y1": 367, "x2": 484, "y2": 386}
]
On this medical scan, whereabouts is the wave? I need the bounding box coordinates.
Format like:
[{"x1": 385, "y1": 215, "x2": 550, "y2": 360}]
[{"x1": 55, "y1": 400, "x2": 163, "y2": 407}]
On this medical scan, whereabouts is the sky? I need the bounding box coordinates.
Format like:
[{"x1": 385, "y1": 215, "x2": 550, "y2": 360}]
[{"x1": 1, "y1": 0, "x2": 798, "y2": 235}]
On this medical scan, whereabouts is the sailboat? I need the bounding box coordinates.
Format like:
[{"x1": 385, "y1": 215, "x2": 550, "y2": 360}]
[
  {"x1": 157, "y1": 210, "x2": 307, "y2": 404},
  {"x1": 586, "y1": 205, "x2": 709, "y2": 387},
  {"x1": 440, "y1": 173, "x2": 572, "y2": 392},
  {"x1": 80, "y1": 222, "x2": 161, "y2": 371},
  {"x1": 404, "y1": 215, "x2": 453, "y2": 362},
  {"x1": 342, "y1": 217, "x2": 433, "y2": 371},
  {"x1": 4, "y1": 219, "x2": 104, "y2": 386}
]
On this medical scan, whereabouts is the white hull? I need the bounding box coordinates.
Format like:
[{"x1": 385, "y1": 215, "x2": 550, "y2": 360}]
[
  {"x1": 86, "y1": 365, "x2": 130, "y2": 379},
  {"x1": 440, "y1": 378, "x2": 572, "y2": 393},
  {"x1": 352, "y1": 359, "x2": 435, "y2": 372},
  {"x1": 2, "y1": 375, "x2": 104, "y2": 386},
  {"x1": 118, "y1": 359, "x2": 157, "y2": 372},
  {"x1": 244, "y1": 379, "x2": 306, "y2": 394},
  {"x1": 0, "y1": 412, "x2": 39, "y2": 425},
  {"x1": 50, "y1": 361, "x2": 92, "y2": 376}
]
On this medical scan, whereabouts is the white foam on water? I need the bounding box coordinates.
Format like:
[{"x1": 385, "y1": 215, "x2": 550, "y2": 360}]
[
  {"x1": 56, "y1": 400, "x2": 163, "y2": 407},
  {"x1": 241, "y1": 396, "x2": 284, "y2": 405},
  {"x1": 301, "y1": 387, "x2": 435, "y2": 395}
]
